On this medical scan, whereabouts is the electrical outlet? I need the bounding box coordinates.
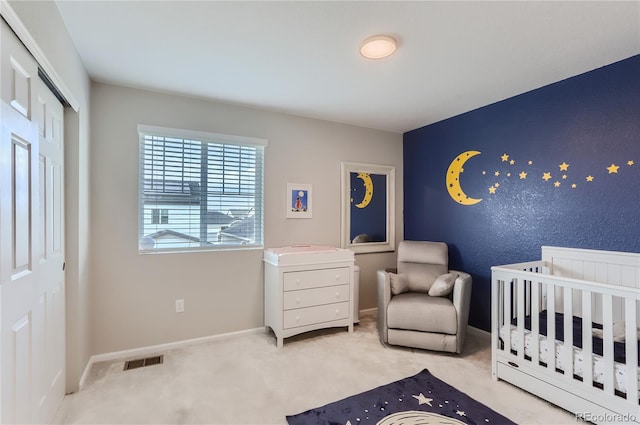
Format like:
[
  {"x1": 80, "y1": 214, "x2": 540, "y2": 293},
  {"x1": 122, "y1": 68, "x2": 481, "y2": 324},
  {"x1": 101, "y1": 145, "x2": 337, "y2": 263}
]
[{"x1": 175, "y1": 299, "x2": 184, "y2": 313}]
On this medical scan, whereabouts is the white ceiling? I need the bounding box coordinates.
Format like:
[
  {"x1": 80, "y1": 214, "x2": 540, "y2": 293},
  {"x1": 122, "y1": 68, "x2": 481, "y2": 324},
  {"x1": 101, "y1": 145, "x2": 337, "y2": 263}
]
[{"x1": 55, "y1": 1, "x2": 640, "y2": 134}]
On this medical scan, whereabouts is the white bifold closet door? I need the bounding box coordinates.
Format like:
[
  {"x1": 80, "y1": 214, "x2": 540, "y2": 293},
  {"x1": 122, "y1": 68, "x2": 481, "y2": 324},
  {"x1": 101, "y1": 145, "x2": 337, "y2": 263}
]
[{"x1": 1, "y1": 18, "x2": 66, "y2": 425}]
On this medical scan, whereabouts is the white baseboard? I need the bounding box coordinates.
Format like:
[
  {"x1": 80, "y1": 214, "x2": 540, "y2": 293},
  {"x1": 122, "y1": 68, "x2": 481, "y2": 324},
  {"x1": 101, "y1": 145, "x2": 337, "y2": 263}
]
[
  {"x1": 79, "y1": 309, "x2": 381, "y2": 390},
  {"x1": 77, "y1": 357, "x2": 94, "y2": 391},
  {"x1": 78, "y1": 326, "x2": 264, "y2": 390}
]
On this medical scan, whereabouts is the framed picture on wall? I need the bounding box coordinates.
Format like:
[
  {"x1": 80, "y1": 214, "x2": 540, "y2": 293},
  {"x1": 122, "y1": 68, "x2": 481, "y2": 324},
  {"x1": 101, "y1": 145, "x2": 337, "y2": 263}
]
[{"x1": 286, "y1": 183, "x2": 312, "y2": 218}]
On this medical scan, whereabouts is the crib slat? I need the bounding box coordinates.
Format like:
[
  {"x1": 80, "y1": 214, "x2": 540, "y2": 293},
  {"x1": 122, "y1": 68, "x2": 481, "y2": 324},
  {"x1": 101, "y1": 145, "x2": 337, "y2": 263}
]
[
  {"x1": 531, "y1": 280, "x2": 540, "y2": 366},
  {"x1": 517, "y1": 278, "x2": 526, "y2": 360},
  {"x1": 581, "y1": 290, "x2": 593, "y2": 390},
  {"x1": 504, "y1": 279, "x2": 512, "y2": 356},
  {"x1": 491, "y1": 276, "x2": 502, "y2": 380},
  {"x1": 563, "y1": 287, "x2": 574, "y2": 381},
  {"x1": 624, "y1": 298, "x2": 638, "y2": 403},
  {"x1": 602, "y1": 294, "x2": 615, "y2": 394},
  {"x1": 547, "y1": 283, "x2": 556, "y2": 372}
]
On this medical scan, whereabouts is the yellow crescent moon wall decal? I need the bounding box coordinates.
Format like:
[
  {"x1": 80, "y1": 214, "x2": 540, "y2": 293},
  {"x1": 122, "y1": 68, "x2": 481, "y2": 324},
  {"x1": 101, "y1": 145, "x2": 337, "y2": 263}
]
[
  {"x1": 446, "y1": 151, "x2": 483, "y2": 205},
  {"x1": 355, "y1": 172, "x2": 373, "y2": 208}
]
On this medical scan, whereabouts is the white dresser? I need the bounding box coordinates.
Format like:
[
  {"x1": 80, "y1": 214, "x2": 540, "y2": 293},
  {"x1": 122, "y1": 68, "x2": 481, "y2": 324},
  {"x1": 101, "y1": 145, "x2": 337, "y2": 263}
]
[{"x1": 264, "y1": 245, "x2": 355, "y2": 347}]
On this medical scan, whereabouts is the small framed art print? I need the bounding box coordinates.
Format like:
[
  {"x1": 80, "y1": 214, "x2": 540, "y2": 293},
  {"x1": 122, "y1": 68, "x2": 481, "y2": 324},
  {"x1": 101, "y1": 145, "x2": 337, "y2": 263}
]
[{"x1": 286, "y1": 183, "x2": 312, "y2": 218}]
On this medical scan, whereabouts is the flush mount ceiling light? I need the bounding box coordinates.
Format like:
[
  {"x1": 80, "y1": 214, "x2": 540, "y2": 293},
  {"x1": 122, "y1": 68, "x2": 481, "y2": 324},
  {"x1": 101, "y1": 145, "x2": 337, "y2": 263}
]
[{"x1": 360, "y1": 35, "x2": 397, "y2": 59}]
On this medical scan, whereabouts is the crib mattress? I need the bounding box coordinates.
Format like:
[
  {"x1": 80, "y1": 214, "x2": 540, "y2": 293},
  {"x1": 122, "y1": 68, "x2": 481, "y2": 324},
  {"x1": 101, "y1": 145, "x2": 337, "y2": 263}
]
[{"x1": 500, "y1": 325, "x2": 640, "y2": 394}]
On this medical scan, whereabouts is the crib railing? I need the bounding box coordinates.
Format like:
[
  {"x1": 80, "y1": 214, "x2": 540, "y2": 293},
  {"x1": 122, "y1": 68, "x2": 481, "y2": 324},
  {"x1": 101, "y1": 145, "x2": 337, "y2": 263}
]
[{"x1": 492, "y1": 261, "x2": 639, "y2": 410}]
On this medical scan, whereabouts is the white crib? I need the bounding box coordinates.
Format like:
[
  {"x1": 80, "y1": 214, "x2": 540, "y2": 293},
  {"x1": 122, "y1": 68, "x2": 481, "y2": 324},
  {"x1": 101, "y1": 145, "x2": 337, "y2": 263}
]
[{"x1": 491, "y1": 246, "x2": 640, "y2": 424}]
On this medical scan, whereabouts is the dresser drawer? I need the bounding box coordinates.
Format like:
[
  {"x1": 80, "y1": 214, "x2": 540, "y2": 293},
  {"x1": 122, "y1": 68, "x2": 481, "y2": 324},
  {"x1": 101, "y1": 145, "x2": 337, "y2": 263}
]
[
  {"x1": 283, "y1": 302, "x2": 350, "y2": 329},
  {"x1": 283, "y1": 285, "x2": 350, "y2": 310},
  {"x1": 283, "y1": 267, "x2": 350, "y2": 291}
]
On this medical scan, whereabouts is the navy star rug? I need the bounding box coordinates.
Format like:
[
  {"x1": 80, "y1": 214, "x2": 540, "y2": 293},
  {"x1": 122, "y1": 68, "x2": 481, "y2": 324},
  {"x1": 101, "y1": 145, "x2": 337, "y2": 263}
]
[{"x1": 286, "y1": 369, "x2": 515, "y2": 425}]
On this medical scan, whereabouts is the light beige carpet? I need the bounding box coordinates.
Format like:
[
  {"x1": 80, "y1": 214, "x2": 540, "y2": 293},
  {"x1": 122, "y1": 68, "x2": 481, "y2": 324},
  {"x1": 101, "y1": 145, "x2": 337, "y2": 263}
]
[{"x1": 53, "y1": 311, "x2": 576, "y2": 424}]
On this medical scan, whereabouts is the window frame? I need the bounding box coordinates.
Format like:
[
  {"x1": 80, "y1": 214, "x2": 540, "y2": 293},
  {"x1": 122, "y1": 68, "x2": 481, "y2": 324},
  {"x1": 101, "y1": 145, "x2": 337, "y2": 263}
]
[{"x1": 137, "y1": 124, "x2": 268, "y2": 254}]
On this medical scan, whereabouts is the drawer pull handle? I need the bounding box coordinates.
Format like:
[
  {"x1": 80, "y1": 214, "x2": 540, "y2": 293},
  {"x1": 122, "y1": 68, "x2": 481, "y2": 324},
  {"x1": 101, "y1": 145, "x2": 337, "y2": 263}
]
[
  {"x1": 335, "y1": 309, "x2": 339, "y2": 315},
  {"x1": 296, "y1": 315, "x2": 300, "y2": 322},
  {"x1": 508, "y1": 361, "x2": 519, "y2": 368},
  {"x1": 296, "y1": 297, "x2": 300, "y2": 304},
  {"x1": 296, "y1": 279, "x2": 301, "y2": 285},
  {"x1": 335, "y1": 274, "x2": 340, "y2": 280}
]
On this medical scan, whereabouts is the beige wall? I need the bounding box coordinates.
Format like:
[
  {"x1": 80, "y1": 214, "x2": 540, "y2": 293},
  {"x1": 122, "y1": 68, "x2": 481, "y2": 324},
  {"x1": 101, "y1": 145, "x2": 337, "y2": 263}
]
[
  {"x1": 8, "y1": 1, "x2": 92, "y2": 393},
  {"x1": 90, "y1": 82, "x2": 402, "y2": 354},
  {"x1": 6, "y1": 0, "x2": 403, "y2": 382}
]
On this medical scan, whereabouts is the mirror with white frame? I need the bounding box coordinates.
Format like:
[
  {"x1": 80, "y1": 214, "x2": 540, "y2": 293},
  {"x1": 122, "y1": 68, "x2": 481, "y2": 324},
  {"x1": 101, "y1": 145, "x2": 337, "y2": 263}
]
[{"x1": 341, "y1": 162, "x2": 395, "y2": 253}]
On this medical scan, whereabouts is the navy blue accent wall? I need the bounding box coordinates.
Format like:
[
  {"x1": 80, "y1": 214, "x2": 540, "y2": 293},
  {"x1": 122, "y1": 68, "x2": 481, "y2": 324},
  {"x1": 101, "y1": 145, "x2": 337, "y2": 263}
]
[{"x1": 403, "y1": 55, "x2": 640, "y2": 331}]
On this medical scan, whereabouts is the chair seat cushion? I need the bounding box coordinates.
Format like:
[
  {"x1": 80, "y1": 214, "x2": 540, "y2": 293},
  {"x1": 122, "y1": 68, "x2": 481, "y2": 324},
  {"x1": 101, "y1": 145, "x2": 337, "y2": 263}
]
[{"x1": 387, "y1": 292, "x2": 457, "y2": 335}]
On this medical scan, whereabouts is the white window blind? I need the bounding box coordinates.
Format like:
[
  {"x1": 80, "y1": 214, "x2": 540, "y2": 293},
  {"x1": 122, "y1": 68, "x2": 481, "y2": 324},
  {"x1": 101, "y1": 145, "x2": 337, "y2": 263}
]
[{"x1": 138, "y1": 125, "x2": 266, "y2": 253}]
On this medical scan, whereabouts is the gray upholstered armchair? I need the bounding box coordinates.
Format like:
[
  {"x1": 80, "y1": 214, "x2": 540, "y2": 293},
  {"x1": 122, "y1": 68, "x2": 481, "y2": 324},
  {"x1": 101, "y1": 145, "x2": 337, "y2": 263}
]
[{"x1": 377, "y1": 241, "x2": 472, "y2": 353}]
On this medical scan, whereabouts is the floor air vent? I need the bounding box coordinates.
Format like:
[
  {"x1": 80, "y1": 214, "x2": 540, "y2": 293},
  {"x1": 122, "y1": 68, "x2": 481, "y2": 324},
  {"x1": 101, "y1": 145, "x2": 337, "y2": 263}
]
[{"x1": 124, "y1": 355, "x2": 164, "y2": 371}]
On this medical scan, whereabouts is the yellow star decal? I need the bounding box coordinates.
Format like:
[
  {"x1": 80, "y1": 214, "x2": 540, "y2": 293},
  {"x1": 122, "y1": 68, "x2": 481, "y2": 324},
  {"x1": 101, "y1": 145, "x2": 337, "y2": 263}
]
[
  {"x1": 501, "y1": 153, "x2": 509, "y2": 162},
  {"x1": 559, "y1": 162, "x2": 569, "y2": 171},
  {"x1": 489, "y1": 186, "x2": 497, "y2": 194},
  {"x1": 412, "y1": 393, "x2": 433, "y2": 406},
  {"x1": 606, "y1": 164, "x2": 619, "y2": 174},
  {"x1": 519, "y1": 171, "x2": 527, "y2": 179},
  {"x1": 528, "y1": 160, "x2": 533, "y2": 165},
  {"x1": 554, "y1": 181, "x2": 561, "y2": 187},
  {"x1": 571, "y1": 183, "x2": 577, "y2": 188},
  {"x1": 628, "y1": 160, "x2": 634, "y2": 166},
  {"x1": 494, "y1": 171, "x2": 500, "y2": 176},
  {"x1": 509, "y1": 159, "x2": 515, "y2": 165},
  {"x1": 506, "y1": 172, "x2": 511, "y2": 177},
  {"x1": 542, "y1": 172, "x2": 552, "y2": 181},
  {"x1": 562, "y1": 175, "x2": 567, "y2": 179},
  {"x1": 494, "y1": 183, "x2": 500, "y2": 188},
  {"x1": 586, "y1": 175, "x2": 594, "y2": 182}
]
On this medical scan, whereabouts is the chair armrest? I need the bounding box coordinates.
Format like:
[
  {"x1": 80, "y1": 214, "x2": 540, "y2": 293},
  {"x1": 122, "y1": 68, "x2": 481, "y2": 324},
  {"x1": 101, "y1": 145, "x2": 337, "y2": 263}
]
[
  {"x1": 376, "y1": 269, "x2": 394, "y2": 343},
  {"x1": 450, "y1": 270, "x2": 472, "y2": 353}
]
